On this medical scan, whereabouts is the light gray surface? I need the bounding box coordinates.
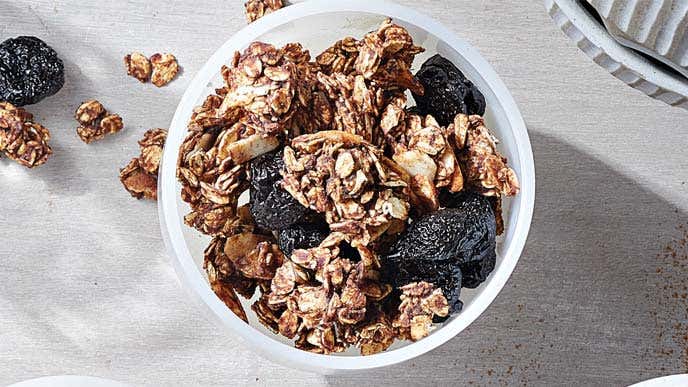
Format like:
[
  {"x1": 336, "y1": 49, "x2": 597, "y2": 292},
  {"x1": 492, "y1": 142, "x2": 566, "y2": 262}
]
[{"x1": 1, "y1": 1, "x2": 687, "y2": 386}]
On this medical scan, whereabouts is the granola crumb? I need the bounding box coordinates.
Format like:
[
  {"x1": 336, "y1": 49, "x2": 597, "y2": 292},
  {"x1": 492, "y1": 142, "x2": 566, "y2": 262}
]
[
  {"x1": 245, "y1": 0, "x2": 283, "y2": 23},
  {"x1": 120, "y1": 128, "x2": 167, "y2": 200},
  {"x1": 0, "y1": 101, "x2": 52, "y2": 168},
  {"x1": 75, "y1": 100, "x2": 123, "y2": 143},
  {"x1": 124, "y1": 52, "x2": 151, "y2": 83},
  {"x1": 150, "y1": 53, "x2": 179, "y2": 87}
]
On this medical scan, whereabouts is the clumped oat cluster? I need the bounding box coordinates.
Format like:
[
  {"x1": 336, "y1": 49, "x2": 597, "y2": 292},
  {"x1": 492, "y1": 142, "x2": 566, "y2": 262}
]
[
  {"x1": 75, "y1": 99, "x2": 124, "y2": 144},
  {"x1": 244, "y1": 0, "x2": 283, "y2": 23},
  {"x1": 177, "y1": 19, "x2": 519, "y2": 355},
  {"x1": 124, "y1": 52, "x2": 179, "y2": 87},
  {"x1": 0, "y1": 101, "x2": 52, "y2": 168},
  {"x1": 120, "y1": 128, "x2": 167, "y2": 200}
]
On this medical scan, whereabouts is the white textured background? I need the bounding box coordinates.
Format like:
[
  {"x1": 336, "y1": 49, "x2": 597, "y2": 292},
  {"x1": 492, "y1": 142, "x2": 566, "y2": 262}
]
[{"x1": 1, "y1": 1, "x2": 687, "y2": 386}]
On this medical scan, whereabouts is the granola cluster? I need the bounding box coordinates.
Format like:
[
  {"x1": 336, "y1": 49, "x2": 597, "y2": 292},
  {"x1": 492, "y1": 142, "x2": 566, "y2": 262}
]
[
  {"x1": 75, "y1": 100, "x2": 124, "y2": 144},
  {"x1": 124, "y1": 52, "x2": 179, "y2": 87},
  {"x1": 120, "y1": 128, "x2": 167, "y2": 200},
  {"x1": 244, "y1": 0, "x2": 283, "y2": 23},
  {"x1": 0, "y1": 101, "x2": 52, "y2": 168},
  {"x1": 176, "y1": 19, "x2": 520, "y2": 355},
  {"x1": 282, "y1": 131, "x2": 410, "y2": 247}
]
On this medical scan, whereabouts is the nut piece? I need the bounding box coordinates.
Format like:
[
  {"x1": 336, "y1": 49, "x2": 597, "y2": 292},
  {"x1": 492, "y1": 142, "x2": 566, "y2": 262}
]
[
  {"x1": 245, "y1": 0, "x2": 283, "y2": 23},
  {"x1": 0, "y1": 101, "x2": 52, "y2": 168},
  {"x1": 119, "y1": 128, "x2": 168, "y2": 200},
  {"x1": 124, "y1": 52, "x2": 152, "y2": 82},
  {"x1": 150, "y1": 53, "x2": 179, "y2": 87},
  {"x1": 74, "y1": 100, "x2": 124, "y2": 144}
]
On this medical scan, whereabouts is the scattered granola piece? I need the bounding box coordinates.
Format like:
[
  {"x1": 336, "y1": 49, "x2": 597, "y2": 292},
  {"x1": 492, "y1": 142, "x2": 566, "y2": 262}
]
[
  {"x1": 0, "y1": 101, "x2": 52, "y2": 168},
  {"x1": 150, "y1": 53, "x2": 179, "y2": 87},
  {"x1": 138, "y1": 128, "x2": 167, "y2": 174},
  {"x1": 245, "y1": 0, "x2": 283, "y2": 23},
  {"x1": 74, "y1": 100, "x2": 123, "y2": 143},
  {"x1": 75, "y1": 99, "x2": 105, "y2": 125},
  {"x1": 119, "y1": 158, "x2": 158, "y2": 200},
  {"x1": 124, "y1": 52, "x2": 151, "y2": 83},
  {"x1": 120, "y1": 128, "x2": 167, "y2": 200}
]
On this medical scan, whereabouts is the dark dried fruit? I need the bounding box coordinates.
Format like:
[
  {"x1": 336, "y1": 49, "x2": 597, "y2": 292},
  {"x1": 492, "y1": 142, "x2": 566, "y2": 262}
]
[
  {"x1": 278, "y1": 221, "x2": 361, "y2": 260},
  {"x1": 249, "y1": 149, "x2": 314, "y2": 230},
  {"x1": 412, "y1": 54, "x2": 485, "y2": 126},
  {"x1": 0, "y1": 37, "x2": 64, "y2": 106},
  {"x1": 278, "y1": 222, "x2": 330, "y2": 257},
  {"x1": 381, "y1": 191, "x2": 497, "y2": 312}
]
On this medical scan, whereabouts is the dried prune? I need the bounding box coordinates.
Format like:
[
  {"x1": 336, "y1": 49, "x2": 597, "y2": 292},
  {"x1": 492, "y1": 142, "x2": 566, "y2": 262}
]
[
  {"x1": 439, "y1": 190, "x2": 499, "y2": 288},
  {"x1": 249, "y1": 149, "x2": 314, "y2": 230},
  {"x1": 381, "y1": 192, "x2": 497, "y2": 312},
  {"x1": 278, "y1": 221, "x2": 361, "y2": 260},
  {"x1": 412, "y1": 54, "x2": 485, "y2": 126},
  {"x1": 0, "y1": 37, "x2": 64, "y2": 106},
  {"x1": 278, "y1": 222, "x2": 330, "y2": 257}
]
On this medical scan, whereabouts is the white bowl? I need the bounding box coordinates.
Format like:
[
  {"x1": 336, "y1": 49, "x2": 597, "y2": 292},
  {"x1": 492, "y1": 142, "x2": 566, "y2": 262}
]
[{"x1": 158, "y1": 0, "x2": 535, "y2": 373}]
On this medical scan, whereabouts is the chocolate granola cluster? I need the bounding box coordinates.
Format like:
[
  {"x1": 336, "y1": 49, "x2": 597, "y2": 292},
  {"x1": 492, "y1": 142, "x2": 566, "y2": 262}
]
[{"x1": 177, "y1": 19, "x2": 519, "y2": 355}]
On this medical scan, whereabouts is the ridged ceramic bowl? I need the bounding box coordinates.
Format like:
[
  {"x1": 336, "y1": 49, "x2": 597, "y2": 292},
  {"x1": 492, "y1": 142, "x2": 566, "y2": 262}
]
[
  {"x1": 159, "y1": 0, "x2": 535, "y2": 373},
  {"x1": 546, "y1": 0, "x2": 688, "y2": 109},
  {"x1": 588, "y1": 0, "x2": 688, "y2": 79}
]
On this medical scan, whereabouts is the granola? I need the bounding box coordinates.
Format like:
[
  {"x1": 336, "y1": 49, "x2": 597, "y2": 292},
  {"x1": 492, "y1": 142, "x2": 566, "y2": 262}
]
[
  {"x1": 265, "y1": 233, "x2": 393, "y2": 354},
  {"x1": 124, "y1": 52, "x2": 151, "y2": 83},
  {"x1": 393, "y1": 282, "x2": 449, "y2": 341},
  {"x1": 0, "y1": 101, "x2": 52, "y2": 168},
  {"x1": 219, "y1": 42, "x2": 307, "y2": 137},
  {"x1": 120, "y1": 128, "x2": 167, "y2": 200},
  {"x1": 150, "y1": 53, "x2": 179, "y2": 87},
  {"x1": 245, "y1": 0, "x2": 283, "y2": 23},
  {"x1": 282, "y1": 131, "x2": 411, "y2": 247},
  {"x1": 175, "y1": 19, "x2": 520, "y2": 355},
  {"x1": 75, "y1": 100, "x2": 124, "y2": 143},
  {"x1": 454, "y1": 114, "x2": 520, "y2": 197}
]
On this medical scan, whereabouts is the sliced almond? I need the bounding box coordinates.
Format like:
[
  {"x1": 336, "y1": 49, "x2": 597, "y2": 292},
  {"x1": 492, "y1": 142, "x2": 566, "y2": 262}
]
[
  {"x1": 218, "y1": 134, "x2": 279, "y2": 164},
  {"x1": 392, "y1": 149, "x2": 437, "y2": 182}
]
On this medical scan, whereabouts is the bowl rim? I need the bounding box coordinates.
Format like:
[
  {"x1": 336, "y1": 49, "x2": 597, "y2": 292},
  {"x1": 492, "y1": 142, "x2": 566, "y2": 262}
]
[{"x1": 158, "y1": 0, "x2": 535, "y2": 372}]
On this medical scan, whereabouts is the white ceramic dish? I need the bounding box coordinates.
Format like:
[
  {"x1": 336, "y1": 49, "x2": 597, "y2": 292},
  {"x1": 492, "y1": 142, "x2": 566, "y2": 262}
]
[
  {"x1": 630, "y1": 374, "x2": 688, "y2": 387},
  {"x1": 588, "y1": 0, "x2": 688, "y2": 80},
  {"x1": 546, "y1": 0, "x2": 688, "y2": 110},
  {"x1": 158, "y1": 0, "x2": 535, "y2": 373}
]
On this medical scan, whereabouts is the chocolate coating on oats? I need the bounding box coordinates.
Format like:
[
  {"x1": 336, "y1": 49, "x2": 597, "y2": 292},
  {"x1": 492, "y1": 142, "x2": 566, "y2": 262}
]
[
  {"x1": 412, "y1": 54, "x2": 485, "y2": 126},
  {"x1": 0, "y1": 36, "x2": 64, "y2": 106},
  {"x1": 249, "y1": 149, "x2": 314, "y2": 230}
]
